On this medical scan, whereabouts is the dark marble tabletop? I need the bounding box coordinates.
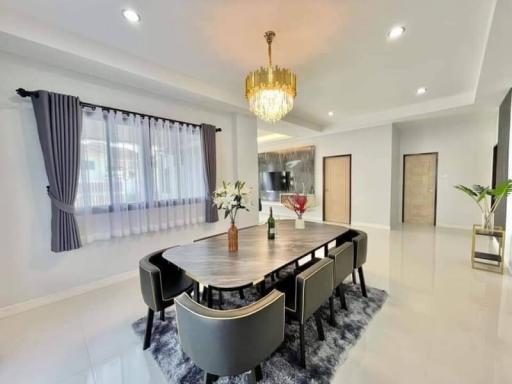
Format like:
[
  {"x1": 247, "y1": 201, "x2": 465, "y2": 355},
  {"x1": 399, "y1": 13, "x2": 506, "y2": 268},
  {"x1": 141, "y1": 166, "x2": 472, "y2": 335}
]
[{"x1": 163, "y1": 220, "x2": 349, "y2": 289}]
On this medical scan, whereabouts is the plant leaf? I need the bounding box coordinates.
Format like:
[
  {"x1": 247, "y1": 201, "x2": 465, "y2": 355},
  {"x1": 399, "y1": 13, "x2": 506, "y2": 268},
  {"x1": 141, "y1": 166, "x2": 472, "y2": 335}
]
[
  {"x1": 454, "y1": 184, "x2": 477, "y2": 197},
  {"x1": 490, "y1": 179, "x2": 512, "y2": 197}
]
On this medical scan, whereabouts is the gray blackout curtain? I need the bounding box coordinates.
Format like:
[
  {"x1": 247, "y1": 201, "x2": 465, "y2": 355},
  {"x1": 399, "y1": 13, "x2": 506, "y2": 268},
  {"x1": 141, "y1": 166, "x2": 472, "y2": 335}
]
[
  {"x1": 31, "y1": 91, "x2": 82, "y2": 252},
  {"x1": 201, "y1": 124, "x2": 219, "y2": 223}
]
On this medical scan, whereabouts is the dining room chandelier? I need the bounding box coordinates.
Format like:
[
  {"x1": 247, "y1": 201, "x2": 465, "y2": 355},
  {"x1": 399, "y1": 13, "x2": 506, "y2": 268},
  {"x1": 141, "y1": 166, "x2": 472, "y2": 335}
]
[{"x1": 245, "y1": 31, "x2": 297, "y2": 123}]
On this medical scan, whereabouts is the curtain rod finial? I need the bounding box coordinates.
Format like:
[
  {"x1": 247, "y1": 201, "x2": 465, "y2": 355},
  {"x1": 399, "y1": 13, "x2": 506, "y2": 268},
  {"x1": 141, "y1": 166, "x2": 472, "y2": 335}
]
[{"x1": 16, "y1": 88, "x2": 36, "y2": 98}]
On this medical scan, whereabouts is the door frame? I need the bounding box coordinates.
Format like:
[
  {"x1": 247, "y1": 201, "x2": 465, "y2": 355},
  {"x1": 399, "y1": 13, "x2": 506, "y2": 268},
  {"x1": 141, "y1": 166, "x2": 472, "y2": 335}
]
[
  {"x1": 322, "y1": 154, "x2": 352, "y2": 224},
  {"x1": 402, "y1": 152, "x2": 439, "y2": 225}
]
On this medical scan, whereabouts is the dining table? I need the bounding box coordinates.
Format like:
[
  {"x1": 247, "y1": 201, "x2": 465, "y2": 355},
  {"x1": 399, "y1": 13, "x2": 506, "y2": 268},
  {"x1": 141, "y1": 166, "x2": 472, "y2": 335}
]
[{"x1": 163, "y1": 219, "x2": 350, "y2": 306}]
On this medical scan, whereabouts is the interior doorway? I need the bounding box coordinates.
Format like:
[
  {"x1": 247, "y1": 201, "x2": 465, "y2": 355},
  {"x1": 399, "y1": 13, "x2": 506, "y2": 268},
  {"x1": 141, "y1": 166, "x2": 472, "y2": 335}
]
[
  {"x1": 323, "y1": 155, "x2": 351, "y2": 224},
  {"x1": 402, "y1": 152, "x2": 438, "y2": 225}
]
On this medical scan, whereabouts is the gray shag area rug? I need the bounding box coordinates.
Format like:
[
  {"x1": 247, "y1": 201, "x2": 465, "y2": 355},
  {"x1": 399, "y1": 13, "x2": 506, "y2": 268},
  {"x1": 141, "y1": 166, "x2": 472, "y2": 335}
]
[{"x1": 132, "y1": 283, "x2": 387, "y2": 383}]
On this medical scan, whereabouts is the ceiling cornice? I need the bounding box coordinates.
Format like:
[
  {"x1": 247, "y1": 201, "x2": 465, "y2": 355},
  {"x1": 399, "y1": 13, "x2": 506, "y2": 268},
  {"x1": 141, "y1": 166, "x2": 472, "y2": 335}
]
[{"x1": 0, "y1": 2, "x2": 505, "y2": 136}]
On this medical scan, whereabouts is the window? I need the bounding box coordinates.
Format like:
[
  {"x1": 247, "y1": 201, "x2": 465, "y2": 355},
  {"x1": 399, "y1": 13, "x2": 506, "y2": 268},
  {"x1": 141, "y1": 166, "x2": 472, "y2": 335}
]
[{"x1": 76, "y1": 108, "x2": 206, "y2": 243}]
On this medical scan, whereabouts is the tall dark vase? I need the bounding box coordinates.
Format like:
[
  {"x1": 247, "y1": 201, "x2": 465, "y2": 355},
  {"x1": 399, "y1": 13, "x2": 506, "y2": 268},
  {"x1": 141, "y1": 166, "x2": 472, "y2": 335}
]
[{"x1": 228, "y1": 223, "x2": 239, "y2": 252}]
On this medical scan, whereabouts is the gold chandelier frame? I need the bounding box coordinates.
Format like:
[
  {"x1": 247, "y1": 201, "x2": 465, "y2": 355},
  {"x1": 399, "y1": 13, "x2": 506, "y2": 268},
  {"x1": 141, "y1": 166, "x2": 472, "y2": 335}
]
[{"x1": 245, "y1": 31, "x2": 297, "y2": 122}]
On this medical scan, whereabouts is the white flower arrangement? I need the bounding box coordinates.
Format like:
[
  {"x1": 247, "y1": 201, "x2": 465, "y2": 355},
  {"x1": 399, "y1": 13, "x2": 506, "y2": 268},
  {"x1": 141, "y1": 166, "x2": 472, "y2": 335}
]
[{"x1": 213, "y1": 181, "x2": 251, "y2": 225}]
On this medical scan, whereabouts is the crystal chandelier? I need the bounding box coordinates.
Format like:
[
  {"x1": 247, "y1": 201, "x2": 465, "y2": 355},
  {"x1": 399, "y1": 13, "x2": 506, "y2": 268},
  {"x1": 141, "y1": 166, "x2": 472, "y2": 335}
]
[{"x1": 245, "y1": 31, "x2": 297, "y2": 123}]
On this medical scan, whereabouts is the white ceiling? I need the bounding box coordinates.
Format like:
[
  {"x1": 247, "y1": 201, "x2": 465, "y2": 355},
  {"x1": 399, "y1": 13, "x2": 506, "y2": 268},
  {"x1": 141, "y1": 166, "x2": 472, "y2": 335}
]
[{"x1": 0, "y1": 0, "x2": 508, "y2": 132}]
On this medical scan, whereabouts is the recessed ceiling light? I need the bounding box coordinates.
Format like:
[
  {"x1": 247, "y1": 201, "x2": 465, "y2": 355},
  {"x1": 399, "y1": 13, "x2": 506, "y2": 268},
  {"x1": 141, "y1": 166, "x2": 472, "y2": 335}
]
[
  {"x1": 328, "y1": 111, "x2": 334, "y2": 117},
  {"x1": 122, "y1": 9, "x2": 141, "y2": 23},
  {"x1": 387, "y1": 26, "x2": 405, "y2": 40},
  {"x1": 416, "y1": 87, "x2": 427, "y2": 95}
]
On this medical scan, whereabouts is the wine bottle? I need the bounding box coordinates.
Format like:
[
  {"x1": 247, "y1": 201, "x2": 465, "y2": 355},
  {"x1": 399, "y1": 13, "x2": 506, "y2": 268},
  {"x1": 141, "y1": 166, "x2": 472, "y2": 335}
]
[{"x1": 268, "y1": 207, "x2": 276, "y2": 240}]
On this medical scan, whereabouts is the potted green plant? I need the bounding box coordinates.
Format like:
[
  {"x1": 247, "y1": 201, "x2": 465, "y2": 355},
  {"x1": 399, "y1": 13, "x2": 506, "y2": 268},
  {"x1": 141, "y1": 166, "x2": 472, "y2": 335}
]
[{"x1": 454, "y1": 180, "x2": 512, "y2": 230}]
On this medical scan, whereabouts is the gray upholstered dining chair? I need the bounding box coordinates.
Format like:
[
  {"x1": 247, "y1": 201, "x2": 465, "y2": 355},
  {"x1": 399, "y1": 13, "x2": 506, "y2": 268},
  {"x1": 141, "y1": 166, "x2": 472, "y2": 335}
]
[
  {"x1": 350, "y1": 229, "x2": 368, "y2": 298},
  {"x1": 276, "y1": 257, "x2": 335, "y2": 368},
  {"x1": 328, "y1": 241, "x2": 355, "y2": 310},
  {"x1": 175, "y1": 290, "x2": 285, "y2": 384},
  {"x1": 139, "y1": 247, "x2": 195, "y2": 350}
]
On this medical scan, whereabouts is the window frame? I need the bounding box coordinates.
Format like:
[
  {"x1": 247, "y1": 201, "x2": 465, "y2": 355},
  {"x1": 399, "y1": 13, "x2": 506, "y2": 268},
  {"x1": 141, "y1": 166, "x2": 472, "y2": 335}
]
[{"x1": 76, "y1": 111, "x2": 207, "y2": 215}]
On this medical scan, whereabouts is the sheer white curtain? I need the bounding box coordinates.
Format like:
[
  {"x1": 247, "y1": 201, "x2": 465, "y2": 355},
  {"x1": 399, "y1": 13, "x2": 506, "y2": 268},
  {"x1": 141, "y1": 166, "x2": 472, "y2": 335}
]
[{"x1": 75, "y1": 108, "x2": 206, "y2": 243}]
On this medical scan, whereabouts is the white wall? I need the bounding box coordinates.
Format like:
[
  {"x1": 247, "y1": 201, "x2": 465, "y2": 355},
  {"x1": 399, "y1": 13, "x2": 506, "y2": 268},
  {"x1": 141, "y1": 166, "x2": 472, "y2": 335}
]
[
  {"x1": 0, "y1": 51, "x2": 258, "y2": 309},
  {"x1": 396, "y1": 111, "x2": 497, "y2": 229},
  {"x1": 259, "y1": 124, "x2": 394, "y2": 228},
  {"x1": 259, "y1": 111, "x2": 498, "y2": 231},
  {"x1": 233, "y1": 114, "x2": 259, "y2": 211},
  {"x1": 390, "y1": 126, "x2": 401, "y2": 229},
  {"x1": 505, "y1": 95, "x2": 512, "y2": 271}
]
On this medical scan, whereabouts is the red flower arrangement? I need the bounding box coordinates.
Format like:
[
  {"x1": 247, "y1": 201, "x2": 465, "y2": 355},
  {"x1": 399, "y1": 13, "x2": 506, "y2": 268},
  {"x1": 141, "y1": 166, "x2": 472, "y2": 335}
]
[{"x1": 283, "y1": 193, "x2": 309, "y2": 219}]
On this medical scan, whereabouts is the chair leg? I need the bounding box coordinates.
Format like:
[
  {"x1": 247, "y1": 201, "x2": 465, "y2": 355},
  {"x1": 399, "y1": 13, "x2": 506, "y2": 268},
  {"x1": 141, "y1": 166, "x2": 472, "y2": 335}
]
[
  {"x1": 358, "y1": 266, "x2": 368, "y2": 298},
  {"x1": 204, "y1": 372, "x2": 218, "y2": 384},
  {"x1": 352, "y1": 270, "x2": 357, "y2": 284},
  {"x1": 337, "y1": 285, "x2": 348, "y2": 310},
  {"x1": 207, "y1": 287, "x2": 213, "y2": 308},
  {"x1": 270, "y1": 272, "x2": 276, "y2": 282},
  {"x1": 247, "y1": 369, "x2": 257, "y2": 384},
  {"x1": 202, "y1": 286, "x2": 208, "y2": 303},
  {"x1": 254, "y1": 364, "x2": 263, "y2": 382},
  {"x1": 218, "y1": 290, "x2": 223, "y2": 309},
  {"x1": 194, "y1": 282, "x2": 200, "y2": 302},
  {"x1": 299, "y1": 323, "x2": 306, "y2": 368},
  {"x1": 239, "y1": 288, "x2": 245, "y2": 300},
  {"x1": 258, "y1": 280, "x2": 266, "y2": 298},
  {"x1": 329, "y1": 295, "x2": 335, "y2": 326},
  {"x1": 143, "y1": 308, "x2": 154, "y2": 350},
  {"x1": 160, "y1": 310, "x2": 165, "y2": 321},
  {"x1": 314, "y1": 312, "x2": 325, "y2": 341}
]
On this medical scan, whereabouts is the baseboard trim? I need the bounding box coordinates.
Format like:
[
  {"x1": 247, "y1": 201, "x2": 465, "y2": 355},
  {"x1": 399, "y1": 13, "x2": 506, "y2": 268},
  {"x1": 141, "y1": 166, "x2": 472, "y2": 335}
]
[
  {"x1": 436, "y1": 223, "x2": 472, "y2": 230},
  {"x1": 0, "y1": 269, "x2": 138, "y2": 319},
  {"x1": 259, "y1": 214, "x2": 391, "y2": 230},
  {"x1": 350, "y1": 222, "x2": 391, "y2": 230}
]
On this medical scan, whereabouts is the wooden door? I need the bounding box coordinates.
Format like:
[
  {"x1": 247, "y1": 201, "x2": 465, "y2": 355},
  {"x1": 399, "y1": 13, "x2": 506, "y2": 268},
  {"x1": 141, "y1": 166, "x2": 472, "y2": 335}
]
[
  {"x1": 323, "y1": 155, "x2": 351, "y2": 224},
  {"x1": 403, "y1": 153, "x2": 438, "y2": 225}
]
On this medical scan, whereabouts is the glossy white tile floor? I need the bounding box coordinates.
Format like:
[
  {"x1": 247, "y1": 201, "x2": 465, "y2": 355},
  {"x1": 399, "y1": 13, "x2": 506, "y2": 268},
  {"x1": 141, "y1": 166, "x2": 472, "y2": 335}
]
[{"x1": 1, "y1": 224, "x2": 511, "y2": 384}]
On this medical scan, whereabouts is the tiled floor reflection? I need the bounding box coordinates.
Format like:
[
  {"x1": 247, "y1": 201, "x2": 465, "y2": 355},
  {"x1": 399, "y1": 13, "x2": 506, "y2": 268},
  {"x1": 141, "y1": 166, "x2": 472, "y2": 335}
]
[{"x1": 1, "y1": 224, "x2": 511, "y2": 383}]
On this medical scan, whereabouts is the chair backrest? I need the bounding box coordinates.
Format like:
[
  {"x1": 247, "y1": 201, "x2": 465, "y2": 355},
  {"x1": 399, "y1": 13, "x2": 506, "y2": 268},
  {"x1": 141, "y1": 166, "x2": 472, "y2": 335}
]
[
  {"x1": 328, "y1": 242, "x2": 354, "y2": 287},
  {"x1": 139, "y1": 247, "x2": 177, "y2": 311},
  {"x1": 352, "y1": 230, "x2": 368, "y2": 268},
  {"x1": 296, "y1": 257, "x2": 334, "y2": 323},
  {"x1": 175, "y1": 290, "x2": 285, "y2": 377}
]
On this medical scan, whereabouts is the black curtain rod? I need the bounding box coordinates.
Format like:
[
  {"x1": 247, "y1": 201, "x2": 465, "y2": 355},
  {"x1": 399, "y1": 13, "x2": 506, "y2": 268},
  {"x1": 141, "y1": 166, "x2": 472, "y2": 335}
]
[{"x1": 16, "y1": 88, "x2": 222, "y2": 132}]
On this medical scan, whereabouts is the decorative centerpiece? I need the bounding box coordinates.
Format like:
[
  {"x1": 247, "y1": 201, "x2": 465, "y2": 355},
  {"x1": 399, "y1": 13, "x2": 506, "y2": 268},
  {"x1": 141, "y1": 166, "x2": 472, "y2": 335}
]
[
  {"x1": 283, "y1": 193, "x2": 308, "y2": 229},
  {"x1": 213, "y1": 181, "x2": 250, "y2": 252},
  {"x1": 454, "y1": 180, "x2": 512, "y2": 230}
]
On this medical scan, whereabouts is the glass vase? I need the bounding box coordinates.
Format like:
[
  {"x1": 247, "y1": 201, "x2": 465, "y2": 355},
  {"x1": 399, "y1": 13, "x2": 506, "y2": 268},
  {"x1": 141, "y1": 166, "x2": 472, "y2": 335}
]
[
  {"x1": 481, "y1": 213, "x2": 494, "y2": 231},
  {"x1": 228, "y1": 223, "x2": 239, "y2": 252}
]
